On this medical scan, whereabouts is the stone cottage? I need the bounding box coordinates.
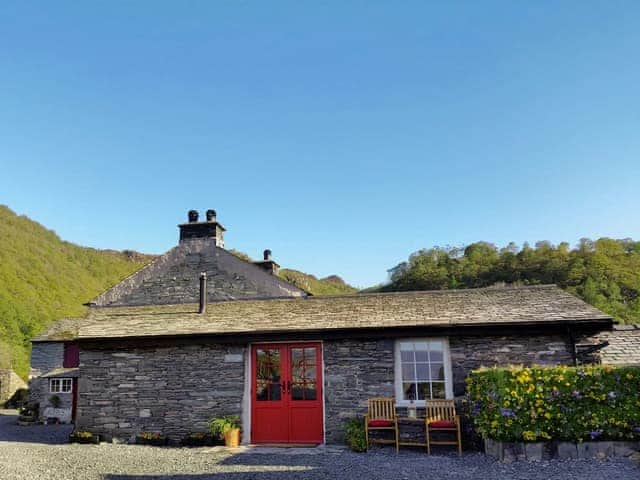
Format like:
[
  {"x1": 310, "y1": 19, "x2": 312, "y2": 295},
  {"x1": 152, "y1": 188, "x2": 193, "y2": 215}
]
[{"x1": 31, "y1": 210, "x2": 615, "y2": 444}]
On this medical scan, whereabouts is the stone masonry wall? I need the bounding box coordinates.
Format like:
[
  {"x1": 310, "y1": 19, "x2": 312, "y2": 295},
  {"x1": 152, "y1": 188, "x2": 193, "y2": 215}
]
[
  {"x1": 449, "y1": 334, "x2": 572, "y2": 396},
  {"x1": 323, "y1": 334, "x2": 572, "y2": 444},
  {"x1": 78, "y1": 343, "x2": 245, "y2": 442},
  {"x1": 30, "y1": 342, "x2": 64, "y2": 378},
  {"x1": 323, "y1": 339, "x2": 395, "y2": 443}
]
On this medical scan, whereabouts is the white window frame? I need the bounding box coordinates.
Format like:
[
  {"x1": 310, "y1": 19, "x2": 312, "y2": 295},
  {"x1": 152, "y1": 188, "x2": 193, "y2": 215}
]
[
  {"x1": 49, "y1": 378, "x2": 73, "y2": 394},
  {"x1": 394, "y1": 338, "x2": 453, "y2": 407}
]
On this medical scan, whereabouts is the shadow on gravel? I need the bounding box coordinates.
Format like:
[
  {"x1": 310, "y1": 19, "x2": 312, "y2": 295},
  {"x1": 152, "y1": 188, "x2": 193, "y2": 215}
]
[
  {"x1": 0, "y1": 409, "x2": 73, "y2": 445},
  {"x1": 104, "y1": 473, "x2": 317, "y2": 480}
]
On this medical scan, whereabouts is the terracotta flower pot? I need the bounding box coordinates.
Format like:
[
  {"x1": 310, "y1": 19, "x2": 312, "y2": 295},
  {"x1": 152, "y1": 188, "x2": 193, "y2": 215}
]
[{"x1": 224, "y1": 428, "x2": 241, "y2": 447}]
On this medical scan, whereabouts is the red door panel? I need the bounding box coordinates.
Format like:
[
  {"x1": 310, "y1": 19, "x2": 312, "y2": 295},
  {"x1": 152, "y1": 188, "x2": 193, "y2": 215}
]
[
  {"x1": 251, "y1": 343, "x2": 323, "y2": 444},
  {"x1": 252, "y1": 345, "x2": 288, "y2": 443}
]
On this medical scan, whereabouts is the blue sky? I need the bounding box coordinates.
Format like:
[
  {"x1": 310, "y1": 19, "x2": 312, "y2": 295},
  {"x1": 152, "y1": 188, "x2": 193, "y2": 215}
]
[{"x1": 1, "y1": 1, "x2": 639, "y2": 288}]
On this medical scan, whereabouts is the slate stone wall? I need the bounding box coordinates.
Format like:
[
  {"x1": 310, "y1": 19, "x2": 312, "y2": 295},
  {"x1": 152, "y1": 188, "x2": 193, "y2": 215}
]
[
  {"x1": 323, "y1": 339, "x2": 395, "y2": 443},
  {"x1": 77, "y1": 343, "x2": 245, "y2": 442},
  {"x1": 322, "y1": 334, "x2": 572, "y2": 444},
  {"x1": 92, "y1": 239, "x2": 305, "y2": 307},
  {"x1": 77, "y1": 333, "x2": 574, "y2": 444},
  {"x1": 448, "y1": 335, "x2": 572, "y2": 396},
  {"x1": 30, "y1": 342, "x2": 64, "y2": 377}
]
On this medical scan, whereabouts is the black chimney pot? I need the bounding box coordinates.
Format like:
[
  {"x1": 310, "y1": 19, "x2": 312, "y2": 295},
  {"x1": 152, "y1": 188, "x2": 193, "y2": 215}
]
[
  {"x1": 188, "y1": 210, "x2": 199, "y2": 223},
  {"x1": 206, "y1": 209, "x2": 217, "y2": 222},
  {"x1": 264, "y1": 249, "x2": 272, "y2": 261}
]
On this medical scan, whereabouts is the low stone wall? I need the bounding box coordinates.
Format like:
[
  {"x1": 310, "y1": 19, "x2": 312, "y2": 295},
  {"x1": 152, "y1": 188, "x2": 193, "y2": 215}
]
[
  {"x1": 78, "y1": 342, "x2": 245, "y2": 442},
  {"x1": 485, "y1": 438, "x2": 640, "y2": 462},
  {"x1": 0, "y1": 369, "x2": 27, "y2": 405}
]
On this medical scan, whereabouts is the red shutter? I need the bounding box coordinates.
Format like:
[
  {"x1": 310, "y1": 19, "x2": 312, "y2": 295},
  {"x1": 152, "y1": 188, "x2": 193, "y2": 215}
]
[{"x1": 63, "y1": 343, "x2": 80, "y2": 368}]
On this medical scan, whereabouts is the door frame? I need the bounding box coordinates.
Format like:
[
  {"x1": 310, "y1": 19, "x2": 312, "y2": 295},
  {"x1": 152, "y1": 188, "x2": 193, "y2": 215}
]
[{"x1": 243, "y1": 340, "x2": 325, "y2": 445}]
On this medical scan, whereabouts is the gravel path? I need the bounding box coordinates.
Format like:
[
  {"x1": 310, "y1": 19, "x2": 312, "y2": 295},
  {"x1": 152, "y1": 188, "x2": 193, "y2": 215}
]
[{"x1": 1, "y1": 410, "x2": 638, "y2": 480}]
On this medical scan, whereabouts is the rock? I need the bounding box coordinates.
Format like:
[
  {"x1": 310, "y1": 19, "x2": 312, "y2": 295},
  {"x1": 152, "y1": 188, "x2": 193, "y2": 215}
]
[
  {"x1": 557, "y1": 442, "x2": 578, "y2": 459},
  {"x1": 524, "y1": 442, "x2": 543, "y2": 461}
]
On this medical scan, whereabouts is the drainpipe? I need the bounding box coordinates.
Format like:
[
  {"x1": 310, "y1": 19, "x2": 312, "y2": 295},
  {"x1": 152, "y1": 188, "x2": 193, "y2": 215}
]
[{"x1": 199, "y1": 272, "x2": 207, "y2": 314}]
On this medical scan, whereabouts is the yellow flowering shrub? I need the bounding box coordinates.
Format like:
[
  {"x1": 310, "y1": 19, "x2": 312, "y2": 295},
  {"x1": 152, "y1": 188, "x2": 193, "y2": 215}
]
[{"x1": 466, "y1": 365, "x2": 640, "y2": 442}]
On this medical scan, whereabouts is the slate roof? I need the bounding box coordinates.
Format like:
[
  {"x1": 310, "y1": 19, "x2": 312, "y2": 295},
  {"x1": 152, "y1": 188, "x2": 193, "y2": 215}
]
[
  {"x1": 599, "y1": 325, "x2": 640, "y2": 366},
  {"x1": 73, "y1": 285, "x2": 611, "y2": 341},
  {"x1": 89, "y1": 238, "x2": 307, "y2": 307},
  {"x1": 31, "y1": 318, "x2": 82, "y2": 342}
]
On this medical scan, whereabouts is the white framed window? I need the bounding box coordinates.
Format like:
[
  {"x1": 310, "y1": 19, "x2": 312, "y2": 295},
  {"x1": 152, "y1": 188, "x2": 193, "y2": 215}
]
[
  {"x1": 394, "y1": 338, "x2": 453, "y2": 406},
  {"x1": 49, "y1": 378, "x2": 73, "y2": 393}
]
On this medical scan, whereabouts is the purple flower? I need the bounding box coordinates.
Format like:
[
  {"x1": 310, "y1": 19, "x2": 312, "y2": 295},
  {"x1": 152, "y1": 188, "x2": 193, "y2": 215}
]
[
  {"x1": 633, "y1": 426, "x2": 640, "y2": 434},
  {"x1": 590, "y1": 430, "x2": 603, "y2": 440},
  {"x1": 472, "y1": 401, "x2": 483, "y2": 416},
  {"x1": 488, "y1": 392, "x2": 498, "y2": 400},
  {"x1": 571, "y1": 390, "x2": 582, "y2": 399},
  {"x1": 500, "y1": 408, "x2": 517, "y2": 418},
  {"x1": 607, "y1": 391, "x2": 617, "y2": 401}
]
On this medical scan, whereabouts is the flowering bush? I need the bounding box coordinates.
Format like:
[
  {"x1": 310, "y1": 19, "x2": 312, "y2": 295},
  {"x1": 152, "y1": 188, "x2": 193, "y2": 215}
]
[{"x1": 467, "y1": 365, "x2": 640, "y2": 442}]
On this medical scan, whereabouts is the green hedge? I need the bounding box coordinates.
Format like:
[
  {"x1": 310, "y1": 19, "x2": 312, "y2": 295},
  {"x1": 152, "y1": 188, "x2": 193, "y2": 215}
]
[{"x1": 466, "y1": 365, "x2": 640, "y2": 442}]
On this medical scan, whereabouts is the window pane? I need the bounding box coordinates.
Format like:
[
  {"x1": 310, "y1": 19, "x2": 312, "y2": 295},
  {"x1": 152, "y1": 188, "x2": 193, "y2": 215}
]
[
  {"x1": 256, "y1": 349, "x2": 281, "y2": 382},
  {"x1": 256, "y1": 382, "x2": 268, "y2": 401},
  {"x1": 400, "y1": 350, "x2": 414, "y2": 363},
  {"x1": 304, "y1": 383, "x2": 317, "y2": 400},
  {"x1": 415, "y1": 350, "x2": 428, "y2": 362},
  {"x1": 429, "y1": 340, "x2": 444, "y2": 351},
  {"x1": 417, "y1": 382, "x2": 430, "y2": 401},
  {"x1": 430, "y1": 363, "x2": 445, "y2": 381},
  {"x1": 399, "y1": 342, "x2": 413, "y2": 351},
  {"x1": 414, "y1": 341, "x2": 428, "y2": 352},
  {"x1": 401, "y1": 364, "x2": 415, "y2": 381},
  {"x1": 432, "y1": 382, "x2": 446, "y2": 399},
  {"x1": 402, "y1": 382, "x2": 417, "y2": 401},
  {"x1": 292, "y1": 384, "x2": 303, "y2": 401},
  {"x1": 429, "y1": 349, "x2": 443, "y2": 362},
  {"x1": 415, "y1": 363, "x2": 429, "y2": 381},
  {"x1": 269, "y1": 383, "x2": 281, "y2": 401}
]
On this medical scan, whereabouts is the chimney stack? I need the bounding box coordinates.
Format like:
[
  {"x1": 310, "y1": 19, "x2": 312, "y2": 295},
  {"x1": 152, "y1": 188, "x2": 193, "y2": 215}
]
[
  {"x1": 253, "y1": 249, "x2": 280, "y2": 275},
  {"x1": 178, "y1": 209, "x2": 226, "y2": 247},
  {"x1": 199, "y1": 272, "x2": 207, "y2": 314}
]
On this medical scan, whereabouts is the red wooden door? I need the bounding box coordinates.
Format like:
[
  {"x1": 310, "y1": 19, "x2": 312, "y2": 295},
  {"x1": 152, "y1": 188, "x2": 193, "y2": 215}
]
[{"x1": 251, "y1": 343, "x2": 323, "y2": 444}]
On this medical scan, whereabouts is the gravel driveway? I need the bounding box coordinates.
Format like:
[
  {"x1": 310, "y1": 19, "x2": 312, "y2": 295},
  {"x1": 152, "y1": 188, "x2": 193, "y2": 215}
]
[{"x1": 1, "y1": 409, "x2": 638, "y2": 480}]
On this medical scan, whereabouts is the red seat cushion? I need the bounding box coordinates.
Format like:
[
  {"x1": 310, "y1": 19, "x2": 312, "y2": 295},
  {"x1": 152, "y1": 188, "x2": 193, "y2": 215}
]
[
  {"x1": 429, "y1": 420, "x2": 456, "y2": 429},
  {"x1": 368, "y1": 420, "x2": 393, "y2": 427}
]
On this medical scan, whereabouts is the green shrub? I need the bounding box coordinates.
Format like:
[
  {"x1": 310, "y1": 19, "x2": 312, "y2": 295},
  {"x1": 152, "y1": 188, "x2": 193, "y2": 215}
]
[
  {"x1": 208, "y1": 415, "x2": 241, "y2": 438},
  {"x1": 344, "y1": 418, "x2": 367, "y2": 452},
  {"x1": 467, "y1": 365, "x2": 640, "y2": 442}
]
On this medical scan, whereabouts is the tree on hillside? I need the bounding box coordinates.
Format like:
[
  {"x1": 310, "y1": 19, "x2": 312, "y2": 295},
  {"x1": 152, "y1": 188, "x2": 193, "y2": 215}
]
[{"x1": 385, "y1": 238, "x2": 640, "y2": 325}]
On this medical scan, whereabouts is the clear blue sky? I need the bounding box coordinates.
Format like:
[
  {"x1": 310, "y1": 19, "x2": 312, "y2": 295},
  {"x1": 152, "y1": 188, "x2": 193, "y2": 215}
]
[{"x1": 1, "y1": 1, "x2": 639, "y2": 288}]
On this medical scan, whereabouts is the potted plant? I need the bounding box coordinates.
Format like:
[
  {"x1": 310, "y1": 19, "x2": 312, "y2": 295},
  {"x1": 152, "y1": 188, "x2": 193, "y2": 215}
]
[{"x1": 208, "y1": 415, "x2": 241, "y2": 447}]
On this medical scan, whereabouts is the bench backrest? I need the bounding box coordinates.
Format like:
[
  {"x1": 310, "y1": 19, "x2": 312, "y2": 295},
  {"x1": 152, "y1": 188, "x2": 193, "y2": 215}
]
[
  {"x1": 425, "y1": 399, "x2": 456, "y2": 422},
  {"x1": 367, "y1": 397, "x2": 396, "y2": 420}
]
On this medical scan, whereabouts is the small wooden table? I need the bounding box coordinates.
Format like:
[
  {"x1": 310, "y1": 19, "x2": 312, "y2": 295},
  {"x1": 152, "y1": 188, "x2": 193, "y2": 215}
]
[{"x1": 397, "y1": 417, "x2": 427, "y2": 448}]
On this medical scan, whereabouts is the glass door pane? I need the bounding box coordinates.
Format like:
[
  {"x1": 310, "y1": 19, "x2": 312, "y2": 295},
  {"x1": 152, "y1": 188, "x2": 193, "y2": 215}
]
[
  {"x1": 290, "y1": 346, "x2": 317, "y2": 401},
  {"x1": 255, "y1": 348, "x2": 282, "y2": 401}
]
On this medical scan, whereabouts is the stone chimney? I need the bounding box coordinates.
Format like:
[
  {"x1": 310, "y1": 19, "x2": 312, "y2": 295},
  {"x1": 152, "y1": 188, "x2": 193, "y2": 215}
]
[
  {"x1": 178, "y1": 209, "x2": 226, "y2": 247},
  {"x1": 253, "y1": 249, "x2": 280, "y2": 275}
]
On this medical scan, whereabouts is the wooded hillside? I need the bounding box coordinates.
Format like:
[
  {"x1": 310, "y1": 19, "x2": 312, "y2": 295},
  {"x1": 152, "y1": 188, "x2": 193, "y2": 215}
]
[
  {"x1": 385, "y1": 239, "x2": 640, "y2": 324},
  {"x1": 0, "y1": 206, "x2": 151, "y2": 377}
]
